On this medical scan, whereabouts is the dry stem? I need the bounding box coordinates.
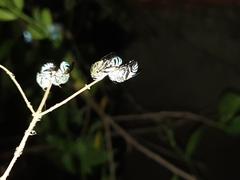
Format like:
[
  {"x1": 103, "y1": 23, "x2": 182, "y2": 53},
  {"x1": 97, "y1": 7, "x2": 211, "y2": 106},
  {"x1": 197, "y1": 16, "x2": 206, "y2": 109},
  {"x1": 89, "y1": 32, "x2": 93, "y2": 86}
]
[
  {"x1": 83, "y1": 97, "x2": 197, "y2": 180},
  {"x1": 39, "y1": 79, "x2": 101, "y2": 116},
  {"x1": 102, "y1": 113, "x2": 116, "y2": 180},
  {"x1": 0, "y1": 85, "x2": 52, "y2": 180},
  {"x1": 0, "y1": 64, "x2": 102, "y2": 180}
]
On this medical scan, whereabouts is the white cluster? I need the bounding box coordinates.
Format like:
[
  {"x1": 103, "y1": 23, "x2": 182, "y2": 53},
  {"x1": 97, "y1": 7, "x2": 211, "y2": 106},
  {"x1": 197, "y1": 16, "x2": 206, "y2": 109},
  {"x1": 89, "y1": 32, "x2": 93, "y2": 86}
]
[
  {"x1": 90, "y1": 53, "x2": 138, "y2": 83},
  {"x1": 36, "y1": 61, "x2": 71, "y2": 90}
]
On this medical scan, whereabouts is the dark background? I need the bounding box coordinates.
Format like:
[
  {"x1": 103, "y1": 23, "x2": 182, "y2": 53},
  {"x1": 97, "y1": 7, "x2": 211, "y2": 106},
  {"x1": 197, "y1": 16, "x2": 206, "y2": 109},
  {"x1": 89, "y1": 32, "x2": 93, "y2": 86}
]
[{"x1": 1, "y1": 0, "x2": 240, "y2": 180}]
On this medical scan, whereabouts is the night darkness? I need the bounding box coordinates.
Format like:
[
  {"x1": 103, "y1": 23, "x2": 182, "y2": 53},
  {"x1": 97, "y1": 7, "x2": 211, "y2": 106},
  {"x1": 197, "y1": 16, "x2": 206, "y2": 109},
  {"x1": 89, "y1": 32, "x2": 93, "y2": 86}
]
[{"x1": 1, "y1": 0, "x2": 240, "y2": 180}]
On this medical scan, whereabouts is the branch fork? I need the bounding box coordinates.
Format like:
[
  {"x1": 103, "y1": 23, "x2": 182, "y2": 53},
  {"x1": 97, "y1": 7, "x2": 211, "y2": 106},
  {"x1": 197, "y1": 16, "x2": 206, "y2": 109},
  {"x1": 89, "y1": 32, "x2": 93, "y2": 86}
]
[{"x1": 0, "y1": 64, "x2": 196, "y2": 180}]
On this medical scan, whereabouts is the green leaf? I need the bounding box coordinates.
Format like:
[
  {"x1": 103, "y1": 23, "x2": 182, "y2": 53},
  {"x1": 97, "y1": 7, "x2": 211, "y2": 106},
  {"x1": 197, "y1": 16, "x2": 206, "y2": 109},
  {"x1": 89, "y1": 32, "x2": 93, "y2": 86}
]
[
  {"x1": 55, "y1": 107, "x2": 68, "y2": 134},
  {"x1": 225, "y1": 116, "x2": 240, "y2": 135},
  {"x1": 0, "y1": 9, "x2": 17, "y2": 21},
  {"x1": 32, "y1": 8, "x2": 41, "y2": 21},
  {"x1": 27, "y1": 24, "x2": 46, "y2": 40},
  {"x1": 171, "y1": 175, "x2": 180, "y2": 180},
  {"x1": 13, "y1": 0, "x2": 24, "y2": 10},
  {"x1": 185, "y1": 128, "x2": 203, "y2": 159},
  {"x1": 0, "y1": 40, "x2": 13, "y2": 61},
  {"x1": 62, "y1": 153, "x2": 76, "y2": 173},
  {"x1": 75, "y1": 138, "x2": 108, "y2": 175},
  {"x1": 218, "y1": 93, "x2": 240, "y2": 124},
  {"x1": 0, "y1": 0, "x2": 8, "y2": 7},
  {"x1": 40, "y1": 8, "x2": 52, "y2": 27}
]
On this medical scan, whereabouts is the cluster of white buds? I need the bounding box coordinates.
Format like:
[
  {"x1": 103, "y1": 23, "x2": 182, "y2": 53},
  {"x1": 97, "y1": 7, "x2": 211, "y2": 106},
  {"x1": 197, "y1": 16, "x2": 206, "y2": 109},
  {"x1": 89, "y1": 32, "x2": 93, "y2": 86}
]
[
  {"x1": 36, "y1": 61, "x2": 71, "y2": 90},
  {"x1": 90, "y1": 53, "x2": 138, "y2": 83}
]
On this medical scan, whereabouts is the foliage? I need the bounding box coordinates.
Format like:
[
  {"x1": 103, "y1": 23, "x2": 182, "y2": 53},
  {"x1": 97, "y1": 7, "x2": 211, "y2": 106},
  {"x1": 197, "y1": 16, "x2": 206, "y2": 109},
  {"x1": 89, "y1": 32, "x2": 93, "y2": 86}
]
[{"x1": 218, "y1": 92, "x2": 240, "y2": 135}]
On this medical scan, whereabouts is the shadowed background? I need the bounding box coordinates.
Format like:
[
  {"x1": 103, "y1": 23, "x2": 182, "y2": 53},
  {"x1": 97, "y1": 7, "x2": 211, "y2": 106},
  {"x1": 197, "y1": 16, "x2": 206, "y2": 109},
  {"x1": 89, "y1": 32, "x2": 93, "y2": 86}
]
[{"x1": 0, "y1": 0, "x2": 240, "y2": 180}]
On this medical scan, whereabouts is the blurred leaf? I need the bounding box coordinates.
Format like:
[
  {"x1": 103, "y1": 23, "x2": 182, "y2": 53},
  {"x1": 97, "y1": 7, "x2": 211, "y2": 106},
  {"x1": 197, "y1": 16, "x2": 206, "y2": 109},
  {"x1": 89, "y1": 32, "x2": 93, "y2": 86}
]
[
  {"x1": 165, "y1": 128, "x2": 177, "y2": 148},
  {"x1": 32, "y1": 8, "x2": 41, "y2": 21},
  {"x1": 62, "y1": 153, "x2": 76, "y2": 173},
  {"x1": 225, "y1": 116, "x2": 240, "y2": 135},
  {"x1": 76, "y1": 138, "x2": 108, "y2": 175},
  {"x1": 0, "y1": 9, "x2": 17, "y2": 21},
  {"x1": 218, "y1": 92, "x2": 240, "y2": 124},
  {"x1": 46, "y1": 135, "x2": 107, "y2": 176},
  {"x1": 27, "y1": 24, "x2": 46, "y2": 40},
  {"x1": 94, "y1": 131, "x2": 103, "y2": 149},
  {"x1": 185, "y1": 128, "x2": 203, "y2": 159},
  {"x1": 67, "y1": 101, "x2": 84, "y2": 126},
  {"x1": 40, "y1": 8, "x2": 52, "y2": 27},
  {"x1": 0, "y1": 0, "x2": 8, "y2": 7},
  {"x1": 89, "y1": 120, "x2": 102, "y2": 134},
  {"x1": 64, "y1": 0, "x2": 76, "y2": 11},
  {"x1": 13, "y1": 0, "x2": 24, "y2": 10},
  {"x1": 0, "y1": 40, "x2": 13, "y2": 61},
  {"x1": 171, "y1": 175, "x2": 180, "y2": 180},
  {"x1": 55, "y1": 107, "x2": 68, "y2": 133}
]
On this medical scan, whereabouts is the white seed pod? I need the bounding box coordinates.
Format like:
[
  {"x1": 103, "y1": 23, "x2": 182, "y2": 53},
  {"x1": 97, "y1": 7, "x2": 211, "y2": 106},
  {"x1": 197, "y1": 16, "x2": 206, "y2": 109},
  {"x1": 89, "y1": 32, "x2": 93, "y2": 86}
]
[{"x1": 108, "y1": 60, "x2": 138, "y2": 83}]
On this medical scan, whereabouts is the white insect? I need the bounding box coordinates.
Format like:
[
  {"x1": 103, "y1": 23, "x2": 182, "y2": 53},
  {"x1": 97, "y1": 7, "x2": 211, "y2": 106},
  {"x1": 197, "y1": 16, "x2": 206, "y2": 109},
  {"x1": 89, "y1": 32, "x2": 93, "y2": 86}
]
[
  {"x1": 90, "y1": 53, "x2": 138, "y2": 83},
  {"x1": 36, "y1": 61, "x2": 71, "y2": 90},
  {"x1": 51, "y1": 61, "x2": 71, "y2": 86},
  {"x1": 90, "y1": 53, "x2": 123, "y2": 80},
  {"x1": 108, "y1": 60, "x2": 138, "y2": 83}
]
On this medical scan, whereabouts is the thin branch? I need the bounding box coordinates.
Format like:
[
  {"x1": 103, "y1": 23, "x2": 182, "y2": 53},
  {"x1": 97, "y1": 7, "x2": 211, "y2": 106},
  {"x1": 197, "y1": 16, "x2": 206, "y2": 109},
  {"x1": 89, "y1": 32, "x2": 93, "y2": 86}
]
[
  {"x1": 109, "y1": 116, "x2": 196, "y2": 180},
  {"x1": 0, "y1": 65, "x2": 103, "y2": 180},
  {"x1": 113, "y1": 111, "x2": 218, "y2": 128},
  {"x1": 0, "y1": 145, "x2": 52, "y2": 160},
  {"x1": 102, "y1": 112, "x2": 116, "y2": 180},
  {"x1": 83, "y1": 97, "x2": 197, "y2": 180},
  {"x1": 39, "y1": 79, "x2": 101, "y2": 116},
  {"x1": 111, "y1": 126, "x2": 164, "y2": 137},
  {"x1": 0, "y1": 65, "x2": 35, "y2": 114},
  {"x1": 0, "y1": 85, "x2": 52, "y2": 180}
]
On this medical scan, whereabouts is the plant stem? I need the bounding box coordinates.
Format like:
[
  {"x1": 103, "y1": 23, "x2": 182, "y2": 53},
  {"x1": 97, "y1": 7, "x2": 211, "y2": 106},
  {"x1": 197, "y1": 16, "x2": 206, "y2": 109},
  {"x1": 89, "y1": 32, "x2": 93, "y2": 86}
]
[
  {"x1": 39, "y1": 79, "x2": 101, "y2": 116},
  {"x1": 0, "y1": 85, "x2": 52, "y2": 180},
  {"x1": 83, "y1": 97, "x2": 197, "y2": 180}
]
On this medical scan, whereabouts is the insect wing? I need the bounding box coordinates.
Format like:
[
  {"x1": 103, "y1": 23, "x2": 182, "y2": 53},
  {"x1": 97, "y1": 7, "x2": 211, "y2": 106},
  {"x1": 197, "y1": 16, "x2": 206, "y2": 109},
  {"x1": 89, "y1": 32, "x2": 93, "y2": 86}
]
[
  {"x1": 108, "y1": 60, "x2": 138, "y2": 83},
  {"x1": 52, "y1": 70, "x2": 70, "y2": 86},
  {"x1": 59, "y1": 61, "x2": 74, "y2": 74},
  {"x1": 36, "y1": 72, "x2": 52, "y2": 90},
  {"x1": 41, "y1": 62, "x2": 56, "y2": 73}
]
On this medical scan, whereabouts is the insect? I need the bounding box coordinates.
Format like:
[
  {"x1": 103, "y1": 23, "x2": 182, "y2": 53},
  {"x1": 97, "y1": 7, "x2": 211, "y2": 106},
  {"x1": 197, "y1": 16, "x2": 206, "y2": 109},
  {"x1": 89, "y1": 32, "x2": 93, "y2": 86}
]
[
  {"x1": 90, "y1": 53, "x2": 138, "y2": 83},
  {"x1": 36, "y1": 61, "x2": 72, "y2": 90},
  {"x1": 90, "y1": 53, "x2": 123, "y2": 80},
  {"x1": 108, "y1": 60, "x2": 138, "y2": 83}
]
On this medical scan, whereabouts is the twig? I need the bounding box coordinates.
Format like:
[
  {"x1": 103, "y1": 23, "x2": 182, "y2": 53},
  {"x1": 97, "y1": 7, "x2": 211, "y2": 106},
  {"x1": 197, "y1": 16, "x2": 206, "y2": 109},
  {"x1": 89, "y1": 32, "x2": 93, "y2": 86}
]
[
  {"x1": 83, "y1": 97, "x2": 197, "y2": 180},
  {"x1": 0, "y1": 65, "x2": 35, "y2": 114},
  {"x1": 111, "y1": 126, "x2": 164, "y2": 137},
  {"x1": 0, "y1": 85, "x2": 52, "y2": 180},
  {"x1": 39, "y1": 79, "x2": 101, "y2": 116},
  {"x1": 110, "y1": 116, "x2": 196, "y2": 180},
  {"x1": 0, "y1": 63, "x2": 198, "y2": 180},
  {"x1": 102, "y1": 112, "x2": 116, "y2": 180},
  {"x1": 113, "y1": 111, "x2": 218, "y2": 128},
  {"x1": 0, "y1": 65, "x2": 103, "y2": 180}
]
